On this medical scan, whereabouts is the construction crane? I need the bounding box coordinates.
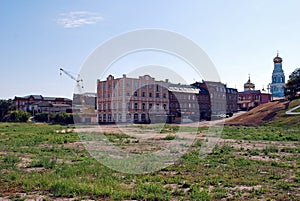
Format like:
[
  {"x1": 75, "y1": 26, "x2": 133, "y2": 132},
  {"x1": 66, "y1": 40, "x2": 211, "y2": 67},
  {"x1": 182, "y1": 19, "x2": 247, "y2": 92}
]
[
  {"x1": 59, "y1": 68, "x2": 84, "y2": 90},
  {"x1": 59, "y1": 68, "x2": 87, "y2": 111}
]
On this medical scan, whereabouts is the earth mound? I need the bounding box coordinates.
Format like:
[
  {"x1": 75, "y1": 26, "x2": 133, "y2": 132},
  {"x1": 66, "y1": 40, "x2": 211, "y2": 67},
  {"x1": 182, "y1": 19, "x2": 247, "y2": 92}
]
[{"x1": 226, "y1": 100, "x2": 290, "y2": 126}]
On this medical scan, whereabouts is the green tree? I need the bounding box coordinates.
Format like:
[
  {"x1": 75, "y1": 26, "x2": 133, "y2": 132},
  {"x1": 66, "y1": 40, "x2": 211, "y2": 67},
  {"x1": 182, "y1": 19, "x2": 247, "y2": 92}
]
[
  {"x1": 34, "y1": 112, "x2": 49, "y2": 122},
  {"x1": 52, "y1": 113, "x2": 74, "y2": 125},
  {"x1": 285, "y1": 68, "x2": 300, "y2": 99},
  {"x1": 0, "y1": 99, "x2": 15, "y2": 121},
  {"x1": 4, "y1": 110, "x2": 30, "y2": 122}
]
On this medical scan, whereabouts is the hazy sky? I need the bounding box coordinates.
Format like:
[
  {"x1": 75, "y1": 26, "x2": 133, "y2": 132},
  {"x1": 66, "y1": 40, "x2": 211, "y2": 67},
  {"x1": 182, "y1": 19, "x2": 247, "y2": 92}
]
[{"x1": 1, "y1": 0, "x2": 300, "y2": 99}]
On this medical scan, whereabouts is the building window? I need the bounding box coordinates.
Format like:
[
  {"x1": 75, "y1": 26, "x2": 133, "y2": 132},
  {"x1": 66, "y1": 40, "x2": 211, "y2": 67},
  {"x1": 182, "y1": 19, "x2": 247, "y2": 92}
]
[
  {"x1": 135, "y1": 83, "x2": 138, "y2": 89},
  {"x1": 103, "y1": 104, "x2": 106, "y2": 110},
  {"x1": 156, "y1": 104, "x2": 160, "y2": 110},
  {"x1": 142, "y1": 103, "x2": 146, "y2": 110},
  {"x1": 134, "y1": 91, "x2": 138, "y2": 97},
  {"x1": 156, "y1": 85, "x2": 159, "y2": 92},
  {"x1": 156, "y1": 93, "x2": 160, "y2": 98},
  {"x1": 149, "y1": 92, "x2": 152, "y2": 97},
  {"x1": 149, "y1": 103, "x2": 152, "y2": 109},
  {"x1": 149, "y1": 84, "x2": 153, "y2": 89},
  {"x1": 142, "y1": 92, "x2": 146, "y2": 97},
  {"x1": 134, "y1": 103, "x2": 138, "y2": 110},
  {"x1": 163, "y1": 93, "x2": 166, "y2": 98},
  {"x1": 127, "y1": 82, "x2": 131, "y2": 87},
  {"x1": 163, "y1": 104, "x2": 167, "y2": 110}
]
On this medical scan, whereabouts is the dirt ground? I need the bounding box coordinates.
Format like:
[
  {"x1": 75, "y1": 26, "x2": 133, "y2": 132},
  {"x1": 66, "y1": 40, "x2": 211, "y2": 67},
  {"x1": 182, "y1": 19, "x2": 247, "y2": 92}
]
[{"x1": 226, "y1": 100, "x2": 290, "y2": 126}]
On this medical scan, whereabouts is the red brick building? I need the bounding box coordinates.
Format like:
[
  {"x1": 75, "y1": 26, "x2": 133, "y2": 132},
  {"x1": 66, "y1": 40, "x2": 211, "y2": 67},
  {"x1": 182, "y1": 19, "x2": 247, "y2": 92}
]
[
  {"x1": 168, "y1": 84, "x2": 200, "y2": 123},
  {"x1": 14, "y1": 95, "x2": 72, "y2": 113},
  {"x1": 226, "y1": 87, "x2": 238, "y2": 116},
  {"x1": 192, "y1": 81, "x2": 238, "y2": 119},
  {"x1": 237, "y1": 76, "x2": 271, "y2": 110},
  {"x1": 238, "y1": 90, "x2": 271, "y2": 111},
  {"x1": 97, "y1": 74, "x2": 169, "y2": 123},
  {"x1": 97, "y1": 75, "x2": 238, "y2": 123}
]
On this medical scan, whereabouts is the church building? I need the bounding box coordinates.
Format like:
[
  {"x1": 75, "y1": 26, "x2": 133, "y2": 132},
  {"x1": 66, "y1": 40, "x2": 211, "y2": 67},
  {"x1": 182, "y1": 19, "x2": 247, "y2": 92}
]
[
  {"x1": 237, "y1": 75, "x2": 271, "y2": 111},
  {"x1": 270, "y1": 52, "x2": 285, "y2": 99}
]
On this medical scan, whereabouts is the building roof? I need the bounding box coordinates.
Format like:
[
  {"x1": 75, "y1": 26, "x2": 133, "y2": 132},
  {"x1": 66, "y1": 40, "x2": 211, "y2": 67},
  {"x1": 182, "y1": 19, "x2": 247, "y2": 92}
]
[
  {"x1": 238, "y1": 90, "x2": 263, "y2": 95},
  {"x1": 14, "y1": 95, "x2": 71, "y2": 102},
  {"x1": 24, "y1": 95, "x2": 43, "y2": 100},
  {"x1": 30, "y1": 101, "x2": 52, "y2": 107},
  {"x1": 51, "y1": 104, "x2": 72, "y2": 107},
  {"x1": 168, "y1": 84, "x2": 200, "y2": 94},
  {"x1": 43, "y1": 97, "x2": 56, "y2": 101}
]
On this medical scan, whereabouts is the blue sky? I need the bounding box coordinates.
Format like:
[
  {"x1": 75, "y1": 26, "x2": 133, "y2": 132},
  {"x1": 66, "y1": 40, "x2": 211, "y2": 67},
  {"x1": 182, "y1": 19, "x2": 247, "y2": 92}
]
[{"x1": 1, "y1": 0, "x2": 300, "y2": 99}]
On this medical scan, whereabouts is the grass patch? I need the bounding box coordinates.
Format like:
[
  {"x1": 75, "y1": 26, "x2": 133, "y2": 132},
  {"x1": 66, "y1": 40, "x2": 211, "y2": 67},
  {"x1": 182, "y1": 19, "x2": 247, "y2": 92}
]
[
  {"x1": 159, "y1": 135, "x2": 176, "y2": 140},
  {"x1": 222, "y1": 125, "x2": 300, "y2": 141},
  {"x1": 0, "y1": 123, "x2": 298, "y2": 200}
]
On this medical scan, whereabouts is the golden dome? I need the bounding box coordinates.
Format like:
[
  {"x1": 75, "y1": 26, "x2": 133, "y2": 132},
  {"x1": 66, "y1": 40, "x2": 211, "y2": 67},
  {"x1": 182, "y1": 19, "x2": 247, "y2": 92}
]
[
  {"x1": 244, "y1": 75, "x2": 255, "y2": 91},
  {"x1": 273, "y1": 52, "x2": 282, "y2": 63}
]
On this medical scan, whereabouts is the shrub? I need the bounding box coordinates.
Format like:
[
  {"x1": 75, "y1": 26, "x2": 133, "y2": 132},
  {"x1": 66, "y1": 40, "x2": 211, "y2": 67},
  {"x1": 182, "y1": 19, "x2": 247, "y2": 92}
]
[
  {"x1": 34, "y1": 112, "x2": 49, "y2": 122},
  {"x1": 52, "y1": 113, "x2": 74, "y2": 125},
  {"x1": 3, "y1": 110, "x2": 30, "y2": 122},
  {"x1": 34, "y1": 112, "x2": 74, "y2": 124}
]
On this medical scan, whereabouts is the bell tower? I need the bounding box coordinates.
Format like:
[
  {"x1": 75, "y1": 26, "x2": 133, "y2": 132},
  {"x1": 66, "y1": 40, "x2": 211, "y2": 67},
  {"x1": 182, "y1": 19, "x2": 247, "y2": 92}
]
[{"x1": 270, "y1": 51, "x2": 285, "y2": 98}]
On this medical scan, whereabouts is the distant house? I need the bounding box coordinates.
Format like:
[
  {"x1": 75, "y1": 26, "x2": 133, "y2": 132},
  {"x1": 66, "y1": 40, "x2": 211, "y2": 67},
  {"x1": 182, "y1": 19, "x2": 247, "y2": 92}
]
[
  {"x1": 14, "y1": 95, "x2": 72, "y2": 114},
  {"x1": 30, "y1": 102, "x2": 72, "y2": 114}
]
